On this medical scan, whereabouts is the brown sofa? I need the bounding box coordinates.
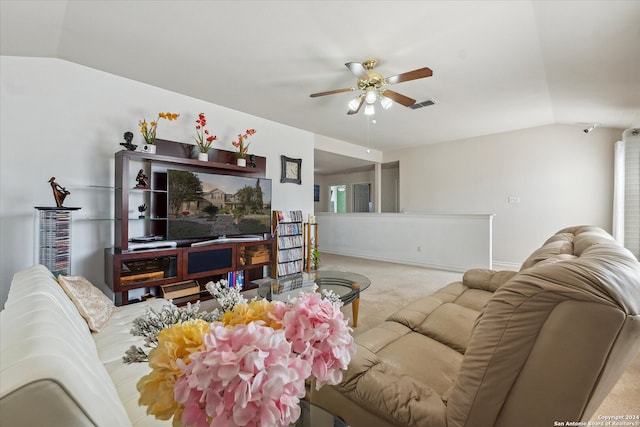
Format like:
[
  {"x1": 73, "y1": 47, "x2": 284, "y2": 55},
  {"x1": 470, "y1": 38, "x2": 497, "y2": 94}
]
[{"x1": 311, "y1": 226, "x2": 640, "y2": 427}]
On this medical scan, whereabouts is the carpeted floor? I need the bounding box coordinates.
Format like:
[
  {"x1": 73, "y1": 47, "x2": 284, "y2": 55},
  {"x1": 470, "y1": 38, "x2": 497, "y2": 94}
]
[{"x1": 316, "y1": 253, "x2": 640, "y2": 422}]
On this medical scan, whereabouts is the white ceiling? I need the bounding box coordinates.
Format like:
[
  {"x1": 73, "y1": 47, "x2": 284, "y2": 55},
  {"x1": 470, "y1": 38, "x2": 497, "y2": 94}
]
[{"x1": 2, "y1": 1, "x2": 640, "y2": 174}]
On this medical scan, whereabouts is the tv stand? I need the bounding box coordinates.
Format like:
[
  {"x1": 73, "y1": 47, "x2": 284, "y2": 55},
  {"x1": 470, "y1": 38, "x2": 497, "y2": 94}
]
[{"x1": 105, "y1": 142, "x2": 273, "y2": 306}]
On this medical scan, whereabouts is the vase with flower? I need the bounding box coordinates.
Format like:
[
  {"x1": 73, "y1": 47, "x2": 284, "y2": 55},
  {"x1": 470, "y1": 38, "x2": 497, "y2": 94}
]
[
  {"x1": 194, "y1": 113, "x2": 217, "y2": 161},
  {"x1": 124, "y1": 281, "x2": 355, "y2": 427},
  {"x1": 138, "y1": 111, "x2": 180, "y2": 154},
  {"x1": 231, "y1": 128, "x2": 256, "y2": 166}
]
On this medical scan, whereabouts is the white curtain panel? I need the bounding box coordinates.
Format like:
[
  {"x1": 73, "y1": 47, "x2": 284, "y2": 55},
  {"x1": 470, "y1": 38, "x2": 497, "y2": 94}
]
[
  {"x1": 613, "y1": 140, "x2": 625, "y2": 244},
  {"x1": 622, "y1": 129, "x2": 640, "y2": 258}
]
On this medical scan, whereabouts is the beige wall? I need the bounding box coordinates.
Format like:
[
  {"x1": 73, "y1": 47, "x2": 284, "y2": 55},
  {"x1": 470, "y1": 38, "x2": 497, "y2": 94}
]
[{"x1": 385, "y1": 124, "x2": 621, "y2": 266}]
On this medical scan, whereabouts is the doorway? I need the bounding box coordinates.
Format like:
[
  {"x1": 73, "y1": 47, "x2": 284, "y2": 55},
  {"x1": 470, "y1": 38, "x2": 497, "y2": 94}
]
[{"x1": 329, "y1": 185, "x2": 346, "y2": 213}]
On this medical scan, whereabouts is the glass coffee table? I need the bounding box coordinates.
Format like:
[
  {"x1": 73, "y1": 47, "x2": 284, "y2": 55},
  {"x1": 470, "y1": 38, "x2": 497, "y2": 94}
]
[{"x1": 256, "y1": 270, "x2": 371, "y2": 327}]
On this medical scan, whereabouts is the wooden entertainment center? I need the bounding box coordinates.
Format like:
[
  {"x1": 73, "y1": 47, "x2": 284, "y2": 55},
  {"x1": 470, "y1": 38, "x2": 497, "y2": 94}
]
[{"x1": 104, "y1": 140, "x2": 274, "y2": 305}]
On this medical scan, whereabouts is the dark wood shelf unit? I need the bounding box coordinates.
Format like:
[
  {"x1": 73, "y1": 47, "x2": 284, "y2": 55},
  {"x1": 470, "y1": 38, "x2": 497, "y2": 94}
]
[{"x1": 105, "y1": 140, "x2": 272, "y2": 305}]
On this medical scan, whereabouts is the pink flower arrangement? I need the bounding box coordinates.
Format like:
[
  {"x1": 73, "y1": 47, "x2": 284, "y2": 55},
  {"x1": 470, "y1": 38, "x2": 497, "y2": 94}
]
[
  {"x1": 136, "y1": 292, "x2": 356, "y2": 427},
  {"x1": 175, "y1": 322, "x2": 310, "y2": 427},
  {"x1": 271, "y1": 292, "x2": 356, "y2": 389}
]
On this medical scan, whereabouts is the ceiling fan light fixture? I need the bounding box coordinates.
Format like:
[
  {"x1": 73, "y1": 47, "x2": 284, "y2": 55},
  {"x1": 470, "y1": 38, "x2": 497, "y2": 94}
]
[
  {"x1": 380, "y1": 96, "x2": 393, "y2": 110},
  {"x1": 348, "y1": 96, "x2": 361, "y2": 111},
  {"x1": 365, "y1": 89, "x2": 377, "y2": 104},
  {"x1": 364, "y1": 104, "x2": 375, "y2": 116}
]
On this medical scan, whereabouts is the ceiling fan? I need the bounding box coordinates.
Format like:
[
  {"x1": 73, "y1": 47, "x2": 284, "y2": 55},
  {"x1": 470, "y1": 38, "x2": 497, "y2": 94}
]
[{"x1": 310, "y1": 59, "x2": 432, "y2": 115}]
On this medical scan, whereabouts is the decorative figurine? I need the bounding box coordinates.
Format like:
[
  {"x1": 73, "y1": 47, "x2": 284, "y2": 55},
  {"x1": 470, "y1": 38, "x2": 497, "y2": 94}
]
[
  {"x1": 119, "y1": 131, "x2": 137, "y2": 151},
  {"x1": 135, "y1": 169, "x2": 149, "y2": 188},
  {"x1": 248, "y1": 154, "x2": 257, "y2": 168},
  {"x1": 138, "y1": 203, "x2": 147, "y2": 219},
  {"x1": 48, "y1": 177, "x2": 70, "y2": 207}
]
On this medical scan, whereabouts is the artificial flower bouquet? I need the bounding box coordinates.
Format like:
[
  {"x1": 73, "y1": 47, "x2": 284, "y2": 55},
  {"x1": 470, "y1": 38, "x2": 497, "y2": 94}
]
[
  {"x1": 138, "y1": 111, "x2": 180, "y2": 144},
  {"x1": 194, "y1": 113, "x2": 217, "y2": 153},
  {"x1": 231, "y1": 129, "x2": 256, "y2": 159},
  {"x1": 124, "y1": 280, "x2": 355, "y2": 427}
]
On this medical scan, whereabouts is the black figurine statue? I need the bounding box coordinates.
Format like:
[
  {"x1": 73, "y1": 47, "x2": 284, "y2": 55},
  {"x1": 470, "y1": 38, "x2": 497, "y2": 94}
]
[
  {"x1": 248, "y1": 154, "x2": 257, "y2": 168},
  {"x1": 135, "y1": 169, "x2": 149, "y2": 188},
  {"x1": 120, "y1": 131, "x2": 137, "y2": 151},
  {"x1": 138, "y1": 203, "x2": 147, "y2": 218},
  {"x1": 48, "y1": 177, "x2": 70, "y2": 207}
]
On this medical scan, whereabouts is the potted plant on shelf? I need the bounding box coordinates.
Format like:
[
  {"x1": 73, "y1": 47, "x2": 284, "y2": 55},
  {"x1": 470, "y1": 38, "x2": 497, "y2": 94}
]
[
  {"x1": 194, "y1": 113, "x2": 217, "y2": 161},
  {"x1": 231, "y1": 128, "x2": 256, "y2": 166},
  {"x1": 310, "y1": 247, "x2": 320, "y2": 270},
  {"x1": 138, "y1": 111, "x2": 180, "y2": 154}
]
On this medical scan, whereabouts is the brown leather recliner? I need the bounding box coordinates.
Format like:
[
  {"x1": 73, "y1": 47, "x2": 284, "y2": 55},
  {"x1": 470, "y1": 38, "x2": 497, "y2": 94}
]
[{"x1": 311, "y1": 226, "x2": 640, "y2": 427}]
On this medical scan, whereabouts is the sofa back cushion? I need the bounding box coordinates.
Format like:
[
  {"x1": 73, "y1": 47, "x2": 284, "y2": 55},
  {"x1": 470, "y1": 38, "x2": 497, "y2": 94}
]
[
  {"x1": 446, "y1": 226, "x2": 640, "y2": 427},
  {"x1": 0, "y1": 265, "x2": 132, "y2": 427}
]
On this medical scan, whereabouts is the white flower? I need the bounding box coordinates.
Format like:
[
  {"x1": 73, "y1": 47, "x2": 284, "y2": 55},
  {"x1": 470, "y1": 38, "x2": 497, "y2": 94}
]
[
  {"x1": 205, "y1": 278, "x2": 248, "y2": 312},
  {"x1": 123, "y1": 300, "x2": 220, "y2": 364}
]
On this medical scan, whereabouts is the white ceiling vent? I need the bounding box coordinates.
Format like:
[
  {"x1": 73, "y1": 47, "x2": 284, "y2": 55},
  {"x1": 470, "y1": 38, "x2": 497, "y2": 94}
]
[{"x1": 410, "y1": 99, "x2": 436, "y2": 110}]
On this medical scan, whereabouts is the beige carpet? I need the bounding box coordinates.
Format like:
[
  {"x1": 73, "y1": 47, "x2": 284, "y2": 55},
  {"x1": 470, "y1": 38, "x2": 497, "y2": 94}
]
[{"x1": 316, "y1": 253, "x2": 640, "y2": 422}]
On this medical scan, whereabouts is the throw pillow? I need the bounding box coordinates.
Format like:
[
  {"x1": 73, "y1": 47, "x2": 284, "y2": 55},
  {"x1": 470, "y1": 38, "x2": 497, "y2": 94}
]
[{"x1": 57, "y1": 275, "x2": 116, "y2": 332}]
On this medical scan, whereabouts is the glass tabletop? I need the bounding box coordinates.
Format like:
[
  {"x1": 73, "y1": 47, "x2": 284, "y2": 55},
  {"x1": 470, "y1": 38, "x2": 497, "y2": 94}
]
[
  {"x1": 256, "y1": 270, "x2": 371, "y2": 305},
  {"x1": 292, "y1": 399, "x2": 347, "y2": 427}
]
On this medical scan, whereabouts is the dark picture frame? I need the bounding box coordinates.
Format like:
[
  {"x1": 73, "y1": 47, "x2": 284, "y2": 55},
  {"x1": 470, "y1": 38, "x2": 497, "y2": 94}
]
[
  {"x1": 314, "y1": 185, "x2": 320, "y2": 202},
  {"x1": 280, "y1": 155, "x2": 302, "y2": 184}
]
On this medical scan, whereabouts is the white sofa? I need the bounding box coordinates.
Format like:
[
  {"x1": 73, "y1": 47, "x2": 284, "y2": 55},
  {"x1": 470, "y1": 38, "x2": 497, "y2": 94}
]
[{"x1": 0, "y1": 265, "x2": 171, "y2": 426}]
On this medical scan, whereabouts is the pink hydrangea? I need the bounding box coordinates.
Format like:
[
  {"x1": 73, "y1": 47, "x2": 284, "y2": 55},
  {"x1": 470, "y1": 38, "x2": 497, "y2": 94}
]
[
  {"x1": 271, "y1": 292, "x2": 356, "y2": 389},
  {"x1": 174, "y1": 321, "x2": 311, "y2": 427}
]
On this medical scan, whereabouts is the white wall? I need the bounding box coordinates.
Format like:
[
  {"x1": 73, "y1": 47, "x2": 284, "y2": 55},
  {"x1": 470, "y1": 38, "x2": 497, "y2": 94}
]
[
  {"x1": 0, "y1": 56, "x2": 314, "y2": 307},
  {"x1": 385, "y1": 124, "x2": 621, "y2": 267},
  {"x1": 316, "y1": 212, "x2": 493, "y2": 272}
]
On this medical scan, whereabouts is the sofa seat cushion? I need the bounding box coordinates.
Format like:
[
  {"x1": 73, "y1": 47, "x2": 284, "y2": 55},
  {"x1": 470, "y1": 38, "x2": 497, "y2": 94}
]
[
  {"x1": 93, "y1": 298, "x2": 168, "y2": 365},
  {"x1": 93, "y1": 298, "x2": 172, "y2": 427},
  {"x1": 315, "y1": 277, "x2": 497, "y2": 427}
]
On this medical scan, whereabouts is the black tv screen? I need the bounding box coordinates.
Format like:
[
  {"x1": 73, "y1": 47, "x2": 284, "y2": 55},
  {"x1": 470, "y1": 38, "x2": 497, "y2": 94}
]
[{"x1": 167, "y1": 170, "x2": 272, "y2": 242}]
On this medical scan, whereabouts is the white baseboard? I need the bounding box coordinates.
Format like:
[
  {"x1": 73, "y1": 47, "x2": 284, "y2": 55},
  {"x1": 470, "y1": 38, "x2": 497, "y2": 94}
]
[
  {"x1": 323, "y1": 250, "x2": 522, "y2": 273},
  {"x1": 491, "y1": 261, "x2": 521, "y2": 271}
]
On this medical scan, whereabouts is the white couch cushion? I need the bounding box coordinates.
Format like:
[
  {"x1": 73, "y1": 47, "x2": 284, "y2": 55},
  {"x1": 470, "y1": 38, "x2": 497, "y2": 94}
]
[
  {"x1": 93, "y1": 299, "x2": 173, "y2": 426},
  {"x1": 0, "y1": 298, "x2": 132, "y2": 427}
]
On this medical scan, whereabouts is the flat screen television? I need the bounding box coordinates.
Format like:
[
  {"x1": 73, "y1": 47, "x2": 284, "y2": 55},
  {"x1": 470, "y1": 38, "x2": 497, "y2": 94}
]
[{"x1": 166, "y1": 169, "x2": 272, "y2": 243}]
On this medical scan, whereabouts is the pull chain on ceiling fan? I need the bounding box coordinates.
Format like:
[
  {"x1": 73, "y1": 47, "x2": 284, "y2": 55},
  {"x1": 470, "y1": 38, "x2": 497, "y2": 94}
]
[{"x1": 310, "y1": 59, "x2": 433, "y2": 115}]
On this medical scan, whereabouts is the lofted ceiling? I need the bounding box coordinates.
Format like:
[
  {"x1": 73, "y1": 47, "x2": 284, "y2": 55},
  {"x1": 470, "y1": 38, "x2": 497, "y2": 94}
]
[{"x1": 2, "y1": 1, "x2": 640, "y2": 174}]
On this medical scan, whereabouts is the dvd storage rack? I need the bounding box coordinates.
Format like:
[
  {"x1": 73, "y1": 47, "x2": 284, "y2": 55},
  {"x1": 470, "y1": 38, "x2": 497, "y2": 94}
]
[
  {"x1": 271, "y1": 210, "x2": 304, "y2": 277},
  {"x1": 35, "y1": 207, "x2": 81, "y2": 276}
]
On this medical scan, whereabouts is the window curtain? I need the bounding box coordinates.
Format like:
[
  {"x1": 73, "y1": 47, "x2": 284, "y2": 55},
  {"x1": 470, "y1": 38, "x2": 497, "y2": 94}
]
[
  {"x1": 618, "y1": 129, "x2": 640, "y2": 259},
  {"x1": 613, "y1": 140, "x2": 625, "y2": 243}
]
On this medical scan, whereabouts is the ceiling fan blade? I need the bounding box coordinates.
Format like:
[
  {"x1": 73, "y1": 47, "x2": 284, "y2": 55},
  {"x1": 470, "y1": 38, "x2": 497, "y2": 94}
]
[
  {"x1": 310, "y1": 87, "x2": 354, "y2": 98},
  {"x1": 380, "y1": 89, "x2": 416, "y2": 107},
  {"x1": 385, "y1": 67, "x2": 433, "y2": 85},
  {"x1": 347, "y1": 96, "x2": 365, "y2": 115},
  {"x1": 345, "y1": 62, "x2": 368, "y2": 78}
]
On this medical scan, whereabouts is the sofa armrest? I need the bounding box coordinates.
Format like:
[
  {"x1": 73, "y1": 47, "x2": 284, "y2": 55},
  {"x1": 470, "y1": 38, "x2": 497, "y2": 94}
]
[{"x1": 462, "y1": 269, "x2": 517, "y2": 293}]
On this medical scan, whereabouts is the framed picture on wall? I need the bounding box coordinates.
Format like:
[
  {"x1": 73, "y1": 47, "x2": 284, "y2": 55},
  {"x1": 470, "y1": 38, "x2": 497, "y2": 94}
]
[{"x1": 314, "y1": 185, "x2": 320, "y2": 202}]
